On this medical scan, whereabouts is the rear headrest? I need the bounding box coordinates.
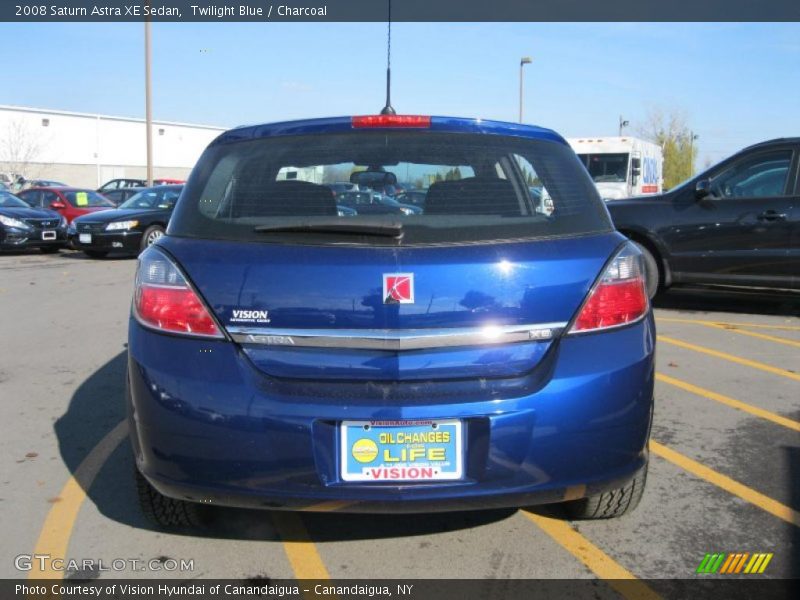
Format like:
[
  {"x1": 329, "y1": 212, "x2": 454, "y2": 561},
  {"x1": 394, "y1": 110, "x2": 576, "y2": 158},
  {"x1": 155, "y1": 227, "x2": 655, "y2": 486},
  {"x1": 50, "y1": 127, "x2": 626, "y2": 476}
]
[
  {"x1": 424, "y1": 177, "x2": 523, "y2": 216},
  {"x1": 234, "y1": 179, "x2": 337, "y2": 217}
]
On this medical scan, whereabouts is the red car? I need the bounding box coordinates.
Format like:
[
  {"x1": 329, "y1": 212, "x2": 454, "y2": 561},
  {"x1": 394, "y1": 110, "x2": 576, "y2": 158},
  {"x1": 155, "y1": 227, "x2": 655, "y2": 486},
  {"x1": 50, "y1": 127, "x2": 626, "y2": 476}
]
[{"x1": 17, "y1": 187, "x2": 115, "y2": 223}]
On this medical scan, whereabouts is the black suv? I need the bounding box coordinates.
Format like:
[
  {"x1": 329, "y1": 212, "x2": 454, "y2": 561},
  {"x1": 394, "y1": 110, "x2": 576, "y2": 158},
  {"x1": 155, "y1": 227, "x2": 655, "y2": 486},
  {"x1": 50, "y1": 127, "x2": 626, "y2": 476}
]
[{"x1": 608, "y1": 138, "x2": 799, "y2": 297}]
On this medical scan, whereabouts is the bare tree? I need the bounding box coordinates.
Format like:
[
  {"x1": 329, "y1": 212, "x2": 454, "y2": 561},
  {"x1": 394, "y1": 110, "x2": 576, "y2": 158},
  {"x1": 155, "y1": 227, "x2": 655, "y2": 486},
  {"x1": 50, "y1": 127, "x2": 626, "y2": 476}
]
[
  {"x1": 0, "y1": 118, "x2": 49, "y2": 182},
  {"x1": 636, "y1": 107, "x2": 696, "y2": 189}
]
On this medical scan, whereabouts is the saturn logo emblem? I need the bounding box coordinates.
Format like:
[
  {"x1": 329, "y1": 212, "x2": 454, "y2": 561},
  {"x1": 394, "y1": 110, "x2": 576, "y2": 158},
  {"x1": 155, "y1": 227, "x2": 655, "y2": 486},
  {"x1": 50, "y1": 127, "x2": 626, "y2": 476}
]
[{"x1": 383, "y1": 273, "x2": 414, "y2": 304}]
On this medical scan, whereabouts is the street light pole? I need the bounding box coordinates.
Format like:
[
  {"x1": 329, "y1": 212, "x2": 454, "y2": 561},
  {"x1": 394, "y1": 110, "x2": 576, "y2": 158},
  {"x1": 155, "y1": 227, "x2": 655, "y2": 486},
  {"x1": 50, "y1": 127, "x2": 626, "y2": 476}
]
[
  {"x1": 144, "y1": 18, "x2": 153, "y2": 187},
  {"x1": 618, "y1": 115, "x2": 629, "y2": 136},
  {"x1": 689, "y1": 131, "x2": 699, "y2": 176},
  {"x1": 519, "y1": 56, "x2": 532, "y2": 123}
]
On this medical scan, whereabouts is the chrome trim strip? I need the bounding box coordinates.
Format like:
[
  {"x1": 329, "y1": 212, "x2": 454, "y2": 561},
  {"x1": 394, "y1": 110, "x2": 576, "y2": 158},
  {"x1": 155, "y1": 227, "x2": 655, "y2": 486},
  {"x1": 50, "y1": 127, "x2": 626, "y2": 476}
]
[{"x1": 228, "y1": 322, "x2": 567, "y2": 350}]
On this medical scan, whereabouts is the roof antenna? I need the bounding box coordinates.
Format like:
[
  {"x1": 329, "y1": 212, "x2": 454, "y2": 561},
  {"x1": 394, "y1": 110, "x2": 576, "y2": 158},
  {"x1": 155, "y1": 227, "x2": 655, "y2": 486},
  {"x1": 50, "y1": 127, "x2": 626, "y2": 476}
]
[{"x1": 380, "y1": 0, "x2": 396, "y2": 115}]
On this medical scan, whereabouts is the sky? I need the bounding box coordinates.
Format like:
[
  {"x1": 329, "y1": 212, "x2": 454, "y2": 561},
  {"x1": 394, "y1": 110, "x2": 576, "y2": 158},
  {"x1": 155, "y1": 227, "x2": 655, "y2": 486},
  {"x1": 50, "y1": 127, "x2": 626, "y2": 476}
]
[{"x1": 1, "y1": 22, "x2": 799, "y2": 165}]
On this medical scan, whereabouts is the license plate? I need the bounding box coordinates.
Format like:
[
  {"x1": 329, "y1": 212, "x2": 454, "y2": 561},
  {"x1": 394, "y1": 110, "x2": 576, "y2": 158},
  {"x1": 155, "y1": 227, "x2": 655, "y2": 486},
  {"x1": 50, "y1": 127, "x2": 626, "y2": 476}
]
[
  {"x1": 79, "y1": 233, "x2": 92, "y2": 244},
  {"x1": 41, "y1": 231, "x2": 56, "y2": 241},
  {"x1": 340, "y1": 419, "x2": 463, "y2": 482}
]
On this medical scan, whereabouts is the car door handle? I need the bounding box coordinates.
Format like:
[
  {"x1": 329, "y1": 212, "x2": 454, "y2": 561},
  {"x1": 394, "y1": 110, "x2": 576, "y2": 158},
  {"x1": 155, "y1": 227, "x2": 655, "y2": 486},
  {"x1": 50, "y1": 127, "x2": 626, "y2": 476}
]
[{"x1": 757, "y1": 210, "x2": 787, "y2": 221}]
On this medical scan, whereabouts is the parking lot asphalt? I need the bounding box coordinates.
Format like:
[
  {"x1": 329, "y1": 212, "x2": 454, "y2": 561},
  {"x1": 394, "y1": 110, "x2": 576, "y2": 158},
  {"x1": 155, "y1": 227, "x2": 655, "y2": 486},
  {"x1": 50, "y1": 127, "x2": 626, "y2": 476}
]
[{"x1": 1, "y1": 250, "x2": 797, "y2": 590}]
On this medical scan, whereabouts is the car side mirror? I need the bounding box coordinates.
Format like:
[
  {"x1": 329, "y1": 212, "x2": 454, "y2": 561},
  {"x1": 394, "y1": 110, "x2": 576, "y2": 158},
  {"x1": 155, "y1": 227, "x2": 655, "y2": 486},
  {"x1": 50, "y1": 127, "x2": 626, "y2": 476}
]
[
  {"x1": 694, "y1": 179, "x2": 712, "y2": 200},
  {"x1": 50, "y1": 201, "x2": 66, "y2": 209}
]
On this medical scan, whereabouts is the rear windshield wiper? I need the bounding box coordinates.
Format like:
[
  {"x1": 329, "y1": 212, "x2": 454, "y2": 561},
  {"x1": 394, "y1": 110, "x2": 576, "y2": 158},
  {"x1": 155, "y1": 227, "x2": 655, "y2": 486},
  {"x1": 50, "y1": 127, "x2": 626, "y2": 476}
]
[{"x1": 254, "y1": 220, "x2": 404, "y2": 239}]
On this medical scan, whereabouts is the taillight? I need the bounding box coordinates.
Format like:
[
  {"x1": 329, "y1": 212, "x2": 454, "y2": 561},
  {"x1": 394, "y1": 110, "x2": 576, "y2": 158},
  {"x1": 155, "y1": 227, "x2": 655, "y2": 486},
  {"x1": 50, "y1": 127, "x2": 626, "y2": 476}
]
[
  {"x1": 133, "y1": 247, "x2": 222, "y2": 338},
  {"x1": 569, "y1": 243, "x2": 649, "y2": 334},
  {"x1": 351, "y1": 115, "x2": 431, "y2": 128}
]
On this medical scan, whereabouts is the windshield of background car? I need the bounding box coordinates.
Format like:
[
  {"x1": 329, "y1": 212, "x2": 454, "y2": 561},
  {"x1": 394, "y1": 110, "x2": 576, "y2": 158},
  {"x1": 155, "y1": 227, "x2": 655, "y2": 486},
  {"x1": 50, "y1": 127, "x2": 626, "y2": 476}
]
[
  {"x1": 119, "y1": 186, "x2": 183, "y2": 210},
  {"x1": 63, "y1": 191, "x2": 114, "y2": 208},
  {"x1": 578, "y1": 153, "x2": 629, "y2": 183},
  {"x1": 0, "y1": 191, "x2": 30, "y2": 208},
  {"x1": 169, "y1": 131, "x2": 611, "y2": 246}
]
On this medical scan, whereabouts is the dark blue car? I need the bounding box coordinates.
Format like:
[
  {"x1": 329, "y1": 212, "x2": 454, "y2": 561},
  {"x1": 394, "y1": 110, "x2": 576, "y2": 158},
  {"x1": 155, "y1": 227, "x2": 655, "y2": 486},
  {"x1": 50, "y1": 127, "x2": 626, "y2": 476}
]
[
  {"x1": 127, "y1": 114, "x2": 654, "y2": 526},
  {"x1": 0, "y1": 191, "x2": 68, "y2": 252}
]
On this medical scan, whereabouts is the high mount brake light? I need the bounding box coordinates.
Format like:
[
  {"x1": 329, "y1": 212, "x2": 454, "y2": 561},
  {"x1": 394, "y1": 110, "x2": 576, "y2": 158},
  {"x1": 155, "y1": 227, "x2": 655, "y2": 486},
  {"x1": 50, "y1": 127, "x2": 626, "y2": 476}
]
[
  {"x1": 133, "y1": 247, "x2": 222, "y2": 338},
  {"x1": 351, "y1": 115, "x2": 431, "y2": 128},
  {"x1": 569, "y1": 243, "x2": 649, "y2": 334}
]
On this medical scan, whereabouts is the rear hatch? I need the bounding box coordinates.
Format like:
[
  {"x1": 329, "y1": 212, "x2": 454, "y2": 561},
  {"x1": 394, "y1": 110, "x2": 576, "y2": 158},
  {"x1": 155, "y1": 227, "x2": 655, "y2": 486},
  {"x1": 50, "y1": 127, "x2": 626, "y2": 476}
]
[
  {"x1": 163, "y1": 233, "x2": 619, "y2": 380},
  {"x1": 164, "y1": 117, "x2": 616, "y2": 381}
]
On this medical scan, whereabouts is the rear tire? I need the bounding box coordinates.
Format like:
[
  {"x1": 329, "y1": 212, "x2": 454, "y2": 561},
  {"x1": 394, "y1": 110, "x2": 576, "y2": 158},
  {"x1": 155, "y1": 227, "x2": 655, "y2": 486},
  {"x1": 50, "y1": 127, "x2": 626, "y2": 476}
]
[
  {"x1": 633, "y1": 242, "x2": 660, "y2": 299},
  {"x1": 83, "y1": 250, "x2": 108, "y2": 259},
  {"x1": 135, "y1": 468, "x2": 202, "y2": 529},
  {"x1": 563, "y1": 461, "x2": 648, "y2": 519}
]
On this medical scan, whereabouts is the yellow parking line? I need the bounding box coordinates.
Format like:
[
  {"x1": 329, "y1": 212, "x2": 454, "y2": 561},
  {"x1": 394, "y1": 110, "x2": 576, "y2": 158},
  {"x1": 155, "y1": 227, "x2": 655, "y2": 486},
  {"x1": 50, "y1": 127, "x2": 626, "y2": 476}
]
[
  {"x1": 522, "y1": 512, "x2": 660, "y2": 600},
  {"x1": 29, "y1": 421, "x2": 129, "y2": 579},
  {"x1": 650, "y1": 441, "x2": 800, "y2": 527},
  {"x1": 657, "y1": 317, "x2": 800, "y2": 332},
  {"x1": 656, "y1": 372, "x2": 800, "y2": 432},
  {"x1": 658, "y1": 335, "x2": 800, "y2": 382},
  {"x1": 30, "y1": 414, "x2": 331, "y2": 582},
  {"x1": 271, "y1": 512, "x2": 330, "y2": 580},
  {"x1": 713, "y1": 326, "x2": 800, "y2": 349},
  {"x1": 656, "y1": 317, "x2": 800, "y2": 349}
]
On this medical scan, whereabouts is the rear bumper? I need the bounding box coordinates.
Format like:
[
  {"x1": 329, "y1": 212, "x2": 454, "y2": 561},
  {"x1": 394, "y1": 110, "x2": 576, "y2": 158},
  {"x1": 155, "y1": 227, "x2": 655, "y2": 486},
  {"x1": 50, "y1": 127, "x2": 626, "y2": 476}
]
[
  {"x1": 127, "y1": 316, "x2": 655, "y2": 512},
  {"x1": 143, "y1": 458, "x2": 647, "y2": 513}
]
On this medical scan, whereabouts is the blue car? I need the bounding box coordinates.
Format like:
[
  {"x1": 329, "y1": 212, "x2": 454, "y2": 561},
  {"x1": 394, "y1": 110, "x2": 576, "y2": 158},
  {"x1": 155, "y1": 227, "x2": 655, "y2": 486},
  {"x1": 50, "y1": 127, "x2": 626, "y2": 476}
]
[{"x1": 128, "y1": 114, "x2": 654, "y2": 526}]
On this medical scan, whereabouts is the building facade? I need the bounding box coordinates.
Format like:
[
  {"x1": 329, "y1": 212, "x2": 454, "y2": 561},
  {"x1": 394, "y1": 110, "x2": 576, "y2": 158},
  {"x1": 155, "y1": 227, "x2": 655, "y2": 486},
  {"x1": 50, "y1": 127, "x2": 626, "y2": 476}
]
[{"x1": 0, "y1": 105, "x2": 226, "y2": 188}]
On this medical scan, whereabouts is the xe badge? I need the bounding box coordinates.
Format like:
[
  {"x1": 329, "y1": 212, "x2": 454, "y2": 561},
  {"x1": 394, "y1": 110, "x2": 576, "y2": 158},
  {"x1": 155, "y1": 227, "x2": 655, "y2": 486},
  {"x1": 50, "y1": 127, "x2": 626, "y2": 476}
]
[{"x1": 383, "y1": 273, "x2": 414, "y2": 304}]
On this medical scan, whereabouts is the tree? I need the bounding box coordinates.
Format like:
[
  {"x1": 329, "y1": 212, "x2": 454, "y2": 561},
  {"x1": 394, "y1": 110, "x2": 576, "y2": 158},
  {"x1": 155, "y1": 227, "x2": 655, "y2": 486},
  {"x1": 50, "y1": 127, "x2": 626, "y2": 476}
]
[
  {"x1": 443, "y1": 167, "x2": 463, "y2": 181},
  {"x1": 0, "y1": 118, "x2": 49, "y2": 181},
  {"x1": 636, "y1": 108, "x2": 696, "y2": 190},
  {"x1": 521, "y1": 168, "x2": 541, "y2": 187}
]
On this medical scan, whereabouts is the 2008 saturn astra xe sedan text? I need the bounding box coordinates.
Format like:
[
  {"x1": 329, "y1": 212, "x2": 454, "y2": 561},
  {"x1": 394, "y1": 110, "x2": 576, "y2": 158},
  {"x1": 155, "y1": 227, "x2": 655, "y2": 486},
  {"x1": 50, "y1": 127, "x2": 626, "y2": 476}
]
[{"x1": 127, "y1": 115, "x2": 655, "y2": 527}]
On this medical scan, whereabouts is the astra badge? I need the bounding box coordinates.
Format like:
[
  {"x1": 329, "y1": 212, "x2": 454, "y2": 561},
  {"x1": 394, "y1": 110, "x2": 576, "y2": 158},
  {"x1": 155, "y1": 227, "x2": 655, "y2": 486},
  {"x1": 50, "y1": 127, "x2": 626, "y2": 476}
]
[{"x1": 383, "y1": 273, "x2": 414, "y2": 304}]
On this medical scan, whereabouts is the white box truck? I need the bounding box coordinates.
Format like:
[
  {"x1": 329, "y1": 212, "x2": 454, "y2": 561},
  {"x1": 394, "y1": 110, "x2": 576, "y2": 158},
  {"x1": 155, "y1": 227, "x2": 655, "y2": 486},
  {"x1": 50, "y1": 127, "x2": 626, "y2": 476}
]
[{"x1": 567, "y1": 137, "x2": 663, "y2": 200}]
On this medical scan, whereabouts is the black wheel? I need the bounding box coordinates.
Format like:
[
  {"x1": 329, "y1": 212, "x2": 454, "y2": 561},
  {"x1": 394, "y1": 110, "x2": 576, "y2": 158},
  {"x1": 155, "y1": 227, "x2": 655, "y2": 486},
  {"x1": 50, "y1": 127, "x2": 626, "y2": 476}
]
[
  {"x1": 633, "y1": 242, "x2": 660, "y2": 299},
  {"x1": 563, "y1": 461, "x2": 648, "y2": 519},
  {"x1": 135, "y1": 468, "x2": 202, "y2": 528},
  {"x1": 40, "y1": 246, "x2": 60, "y2": 254},
  {"x1": 140, "y1": 225, "x2": 165, "y2": 253},
  {"x1": 83, "y1": 250, "x2": 108, "y2": 259}
]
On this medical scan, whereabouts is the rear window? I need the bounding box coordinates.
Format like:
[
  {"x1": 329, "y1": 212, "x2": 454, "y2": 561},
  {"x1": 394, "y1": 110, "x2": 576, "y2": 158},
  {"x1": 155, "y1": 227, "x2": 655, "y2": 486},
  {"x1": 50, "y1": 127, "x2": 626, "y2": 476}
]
[{"x1": 169, "y1": 131, "x2": 611, "y2": 246}]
